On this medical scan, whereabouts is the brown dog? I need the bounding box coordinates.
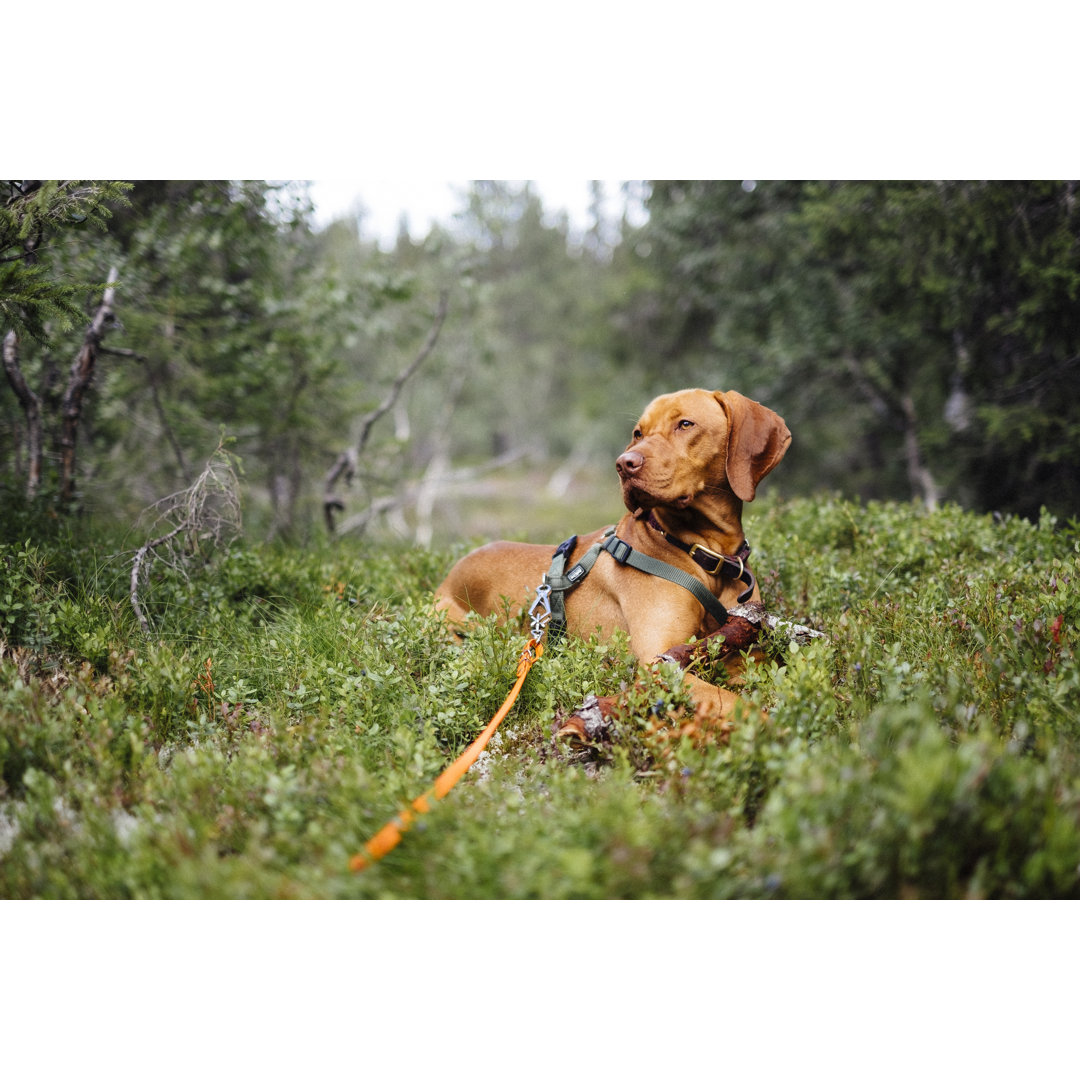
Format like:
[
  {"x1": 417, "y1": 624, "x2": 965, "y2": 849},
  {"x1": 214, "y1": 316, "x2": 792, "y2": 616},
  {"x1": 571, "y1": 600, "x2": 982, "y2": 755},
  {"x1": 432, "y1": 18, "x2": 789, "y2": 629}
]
[{"x1": 435, "y1": 388, "x2": 791, "y2": 732}]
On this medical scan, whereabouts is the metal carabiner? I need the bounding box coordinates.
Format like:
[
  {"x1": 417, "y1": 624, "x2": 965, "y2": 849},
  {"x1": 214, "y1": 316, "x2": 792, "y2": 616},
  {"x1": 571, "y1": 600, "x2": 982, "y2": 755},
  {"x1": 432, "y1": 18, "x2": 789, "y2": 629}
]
[{"x1": 528, "y1": 581, "x2": 552, "y2": 641}]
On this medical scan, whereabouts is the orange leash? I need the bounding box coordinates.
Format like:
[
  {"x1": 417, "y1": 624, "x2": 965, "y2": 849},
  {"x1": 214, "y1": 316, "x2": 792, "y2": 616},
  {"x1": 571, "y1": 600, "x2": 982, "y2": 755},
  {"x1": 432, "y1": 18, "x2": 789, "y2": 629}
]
[{"x1": 349, "y1": 637, "x2": 544, "y2": 872}]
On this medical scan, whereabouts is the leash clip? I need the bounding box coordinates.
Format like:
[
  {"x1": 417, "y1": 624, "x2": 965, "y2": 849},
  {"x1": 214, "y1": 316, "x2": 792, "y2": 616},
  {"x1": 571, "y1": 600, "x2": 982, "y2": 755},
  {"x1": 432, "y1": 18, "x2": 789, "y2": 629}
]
[{"x1": 528, "y1": 582, "x2": 552, "y2": 641}]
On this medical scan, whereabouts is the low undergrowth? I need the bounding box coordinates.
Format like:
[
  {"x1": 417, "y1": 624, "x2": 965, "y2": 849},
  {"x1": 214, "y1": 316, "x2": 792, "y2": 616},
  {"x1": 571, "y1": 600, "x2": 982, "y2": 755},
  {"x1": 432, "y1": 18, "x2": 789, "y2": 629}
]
[{"x1": 1, "y1": 497, "x2": 1078, "y2": 898}]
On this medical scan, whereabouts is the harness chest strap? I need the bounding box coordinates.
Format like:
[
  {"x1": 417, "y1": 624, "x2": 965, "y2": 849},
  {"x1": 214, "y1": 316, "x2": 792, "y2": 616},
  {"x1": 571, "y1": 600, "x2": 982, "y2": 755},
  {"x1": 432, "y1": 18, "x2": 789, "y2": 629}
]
[
  {"x1": 599, "y1": 531, "x2": 731, "y2": 625},
  {"x1": 543, "y1": 526, "x2": 748, "y2": 636}
]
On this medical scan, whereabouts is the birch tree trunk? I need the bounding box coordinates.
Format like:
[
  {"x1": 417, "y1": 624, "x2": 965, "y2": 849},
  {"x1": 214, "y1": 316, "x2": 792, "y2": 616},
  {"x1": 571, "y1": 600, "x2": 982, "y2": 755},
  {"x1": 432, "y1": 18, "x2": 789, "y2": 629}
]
[
  {"x1": 900, "y1": 392, "x2": 940, "y2": 511},
  {"x1": 2, "y1": 330, "x2": 43, "y2": 499},
  {"x1": 58, "y1": 266, "x2": 118, "y2": 506}
]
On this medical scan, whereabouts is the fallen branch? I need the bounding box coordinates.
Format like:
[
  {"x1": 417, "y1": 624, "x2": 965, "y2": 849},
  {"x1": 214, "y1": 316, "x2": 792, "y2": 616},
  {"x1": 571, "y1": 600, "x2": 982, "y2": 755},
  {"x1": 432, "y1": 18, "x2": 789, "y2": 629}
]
[{"x1": 658, "y1": 602, "x2": 829, "y2": 671}]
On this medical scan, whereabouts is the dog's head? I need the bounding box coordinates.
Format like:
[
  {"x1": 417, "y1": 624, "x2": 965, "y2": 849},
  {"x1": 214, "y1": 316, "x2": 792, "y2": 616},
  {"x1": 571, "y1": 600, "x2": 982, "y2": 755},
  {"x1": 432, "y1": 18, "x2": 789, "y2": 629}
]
[{"x1": 615, "y1": 388, "x2": 791, "y2": 513}]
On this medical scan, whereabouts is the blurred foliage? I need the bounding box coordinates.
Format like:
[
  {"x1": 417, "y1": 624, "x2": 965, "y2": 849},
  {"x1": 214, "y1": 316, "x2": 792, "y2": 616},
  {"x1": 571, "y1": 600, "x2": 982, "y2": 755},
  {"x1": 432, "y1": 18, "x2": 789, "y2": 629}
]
[{"x1": 3, "y1": 179, "x2": 1078, "y2": 531}]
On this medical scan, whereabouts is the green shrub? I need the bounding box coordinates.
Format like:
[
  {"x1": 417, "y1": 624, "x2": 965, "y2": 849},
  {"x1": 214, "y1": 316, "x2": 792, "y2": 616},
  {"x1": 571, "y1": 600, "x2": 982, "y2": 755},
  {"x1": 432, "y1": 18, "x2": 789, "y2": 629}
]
[{"x1": 1, "y1": 498, "x2": 1078, "y2": 897}]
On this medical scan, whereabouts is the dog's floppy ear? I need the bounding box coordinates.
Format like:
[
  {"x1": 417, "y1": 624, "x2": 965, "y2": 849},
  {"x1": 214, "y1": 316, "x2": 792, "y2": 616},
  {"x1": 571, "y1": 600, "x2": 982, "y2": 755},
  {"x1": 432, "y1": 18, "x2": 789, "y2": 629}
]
[{"x1": 714, "y1": 390, "x2": 791, "y2": 502}]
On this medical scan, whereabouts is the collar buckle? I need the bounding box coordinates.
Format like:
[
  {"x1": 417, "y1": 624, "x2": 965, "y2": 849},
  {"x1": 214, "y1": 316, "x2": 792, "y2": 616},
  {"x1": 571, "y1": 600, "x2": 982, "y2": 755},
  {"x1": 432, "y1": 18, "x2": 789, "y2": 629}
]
[{"x1": 687, "y1": 542, "x2": 726, "y2": 575}]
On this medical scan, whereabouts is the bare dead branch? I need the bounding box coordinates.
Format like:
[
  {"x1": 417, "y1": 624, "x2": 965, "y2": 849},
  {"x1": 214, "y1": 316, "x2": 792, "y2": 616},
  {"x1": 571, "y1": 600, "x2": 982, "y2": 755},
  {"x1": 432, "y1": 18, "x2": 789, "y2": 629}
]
[
  {"x1": 129, "y1": 441, "x2": 243, "y2": 633},
  {"x1": 842, "y1": 351, "x2": 941, "y2": 509},
  {"x1": 355, "y1": 289, "x2": 449, "y2": 456},
  {"x1": 324, "y1": 290, "x2": 449, "y2": 532},
  {"x1": 129, "y1": 523, "x2": 186, "y2": 634},
  {"x1": 322, "y1": 447, "x2": 358, "y2": 532},
  {"x1": 333, "y1": 494, "x2": 404, "y2": 538}
]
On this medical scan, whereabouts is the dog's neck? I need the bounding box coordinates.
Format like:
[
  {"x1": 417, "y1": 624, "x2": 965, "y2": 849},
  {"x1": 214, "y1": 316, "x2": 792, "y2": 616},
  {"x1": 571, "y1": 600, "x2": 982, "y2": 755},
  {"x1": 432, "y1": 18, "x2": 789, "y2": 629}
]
[{"x1": 636, "y1": 497, "x2": 746, "y2": 557}]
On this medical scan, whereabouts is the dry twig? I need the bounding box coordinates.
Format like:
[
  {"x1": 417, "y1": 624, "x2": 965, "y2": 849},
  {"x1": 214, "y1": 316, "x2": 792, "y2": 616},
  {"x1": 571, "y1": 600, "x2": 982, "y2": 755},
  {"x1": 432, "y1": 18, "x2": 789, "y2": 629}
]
[{"x1": 129, "y1": 441, "x2": 242, "y2": 633}]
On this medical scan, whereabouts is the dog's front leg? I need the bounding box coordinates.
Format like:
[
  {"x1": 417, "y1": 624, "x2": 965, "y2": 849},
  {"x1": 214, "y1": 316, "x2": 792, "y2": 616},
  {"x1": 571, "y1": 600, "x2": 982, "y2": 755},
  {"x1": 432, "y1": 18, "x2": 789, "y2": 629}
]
[{"x1": 552, "y1": 612, "x2": 750, "y2": 746}]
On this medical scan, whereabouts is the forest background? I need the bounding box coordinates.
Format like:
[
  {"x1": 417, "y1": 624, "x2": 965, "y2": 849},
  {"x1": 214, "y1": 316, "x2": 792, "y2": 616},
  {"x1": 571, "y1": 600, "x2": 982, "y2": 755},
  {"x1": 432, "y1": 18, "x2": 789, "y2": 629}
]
[{"x1": 4, "y1": 179, "x2": 1079, "y2": 536}]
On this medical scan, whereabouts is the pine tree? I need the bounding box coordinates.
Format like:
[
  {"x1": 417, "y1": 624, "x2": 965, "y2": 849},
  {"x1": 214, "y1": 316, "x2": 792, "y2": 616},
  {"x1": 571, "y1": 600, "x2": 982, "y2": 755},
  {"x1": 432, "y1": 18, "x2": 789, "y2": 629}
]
[{"x1": 0, "y1": 181, "x2": 130, "y2": 341}]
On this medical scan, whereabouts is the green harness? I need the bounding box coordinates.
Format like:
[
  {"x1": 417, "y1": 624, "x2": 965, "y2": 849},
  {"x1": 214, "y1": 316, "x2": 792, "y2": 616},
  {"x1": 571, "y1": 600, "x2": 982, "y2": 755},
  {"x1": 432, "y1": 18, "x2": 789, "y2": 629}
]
[{"x1": 542, "y1": 524, "x2": 755, "y2": 640}]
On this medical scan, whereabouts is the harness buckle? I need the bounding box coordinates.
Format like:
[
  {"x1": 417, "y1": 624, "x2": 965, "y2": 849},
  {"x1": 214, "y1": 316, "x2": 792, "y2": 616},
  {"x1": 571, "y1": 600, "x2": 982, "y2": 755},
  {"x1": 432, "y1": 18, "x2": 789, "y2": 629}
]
[{"x1": 606, "y1": 536, "x2": 632, "y2": 565}]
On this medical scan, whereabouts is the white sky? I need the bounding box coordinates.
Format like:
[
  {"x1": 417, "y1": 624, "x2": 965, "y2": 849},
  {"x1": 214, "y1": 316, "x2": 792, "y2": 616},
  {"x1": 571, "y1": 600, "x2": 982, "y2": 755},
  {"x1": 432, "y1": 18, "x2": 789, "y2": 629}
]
[{"x1": 308, "y1": 179, "x2": 646, "y2": 247}]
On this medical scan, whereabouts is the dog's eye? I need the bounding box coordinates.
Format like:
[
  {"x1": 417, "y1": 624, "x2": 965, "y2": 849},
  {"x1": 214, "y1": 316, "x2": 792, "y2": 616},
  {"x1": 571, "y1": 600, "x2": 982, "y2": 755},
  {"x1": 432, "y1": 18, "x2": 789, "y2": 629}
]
[
  {"x1": 678, "y1": 419, "x2": 695, "y2": 430},
  {"x1": 632, "y1": 428, "x2": 643, "y2": 440}
]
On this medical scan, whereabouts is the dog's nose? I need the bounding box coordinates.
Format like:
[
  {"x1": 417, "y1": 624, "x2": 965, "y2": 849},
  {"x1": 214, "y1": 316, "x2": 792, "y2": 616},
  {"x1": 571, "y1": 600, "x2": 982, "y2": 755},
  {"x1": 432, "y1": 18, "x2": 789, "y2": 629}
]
[{"x1": 616, "y1": 450, "x2": 644, "y2": 477}]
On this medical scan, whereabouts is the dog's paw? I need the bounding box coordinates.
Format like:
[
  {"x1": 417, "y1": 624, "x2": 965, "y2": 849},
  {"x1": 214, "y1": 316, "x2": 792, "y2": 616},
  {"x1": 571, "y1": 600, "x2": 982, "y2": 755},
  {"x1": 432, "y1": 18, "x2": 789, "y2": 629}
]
[
  {"x1": 657, "y1": 642, "x2": 697, "y2": 667},
  {"x1": 551, "y1": 693, "x2": 618, "y2": 744}
]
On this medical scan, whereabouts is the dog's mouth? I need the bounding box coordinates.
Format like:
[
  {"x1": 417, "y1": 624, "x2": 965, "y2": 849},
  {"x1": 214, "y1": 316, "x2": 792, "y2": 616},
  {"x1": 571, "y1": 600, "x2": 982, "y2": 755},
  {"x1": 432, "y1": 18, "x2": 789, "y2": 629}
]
[{"x1": 620, "y1": 475, "x2": 694, "y2": 513}]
